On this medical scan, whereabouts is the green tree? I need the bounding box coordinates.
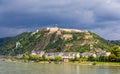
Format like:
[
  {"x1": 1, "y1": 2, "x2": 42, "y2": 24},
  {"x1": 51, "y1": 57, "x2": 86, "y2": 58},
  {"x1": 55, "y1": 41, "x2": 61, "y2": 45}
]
[
  {"x1": 70, "y1": 56, "x2": 80, "y2": 62},
  {"x1": 116, "y1": 57, "x2": 120, "y2": 62},
  {"x1": 38, "y1": 57, "x2": 43, "y2": 61},
  {"x1": 54, "y1": 56, "x2": 62, "y2": 62},
  {"x1": 74, "y1": 56, "x2": 80, "y2": 61},
  {"x1": 98, "y1": 56, "x2": 109, "y2": 62},
  {"x1": 28, "y1": 55, "x2": 40, "y2": 62},
  {"x1": 108, "y1": 54, "x2": 116, "y2": 62},
  {"x1": 23, "y1": 54, "x2": 29, "y2": 60},
  {"x1": 110, "y1": 45, "x2": 120, "y2": 57},
  {"x1": 88, "y1": 55, "x2": 95, "y2": 61}
]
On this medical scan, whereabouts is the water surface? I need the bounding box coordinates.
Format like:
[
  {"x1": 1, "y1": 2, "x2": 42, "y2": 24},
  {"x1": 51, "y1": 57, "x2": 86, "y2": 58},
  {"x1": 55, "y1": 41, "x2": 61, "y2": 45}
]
[{"x1": 0, "y1": 61, "x2": 120, "y2": 74}]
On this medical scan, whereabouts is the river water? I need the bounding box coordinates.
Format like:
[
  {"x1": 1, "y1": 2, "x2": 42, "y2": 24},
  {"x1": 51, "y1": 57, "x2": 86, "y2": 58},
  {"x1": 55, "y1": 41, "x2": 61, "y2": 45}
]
[{"x1": 0, "y1": 60, "x2": 120, "y2": 74}]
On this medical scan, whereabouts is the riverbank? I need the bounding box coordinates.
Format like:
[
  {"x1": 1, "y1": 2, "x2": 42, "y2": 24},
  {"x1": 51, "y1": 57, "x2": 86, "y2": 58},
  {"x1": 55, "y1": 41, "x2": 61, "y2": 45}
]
[
  {"x1": 93, "y1": 62, "x2": 120, "y2": 66},
  {"x1": 1, "y1": 58, "x2": 120, "y2": 67},
  {"x1": 67, "y1": 62, "x2": 120, "y2": 66}
]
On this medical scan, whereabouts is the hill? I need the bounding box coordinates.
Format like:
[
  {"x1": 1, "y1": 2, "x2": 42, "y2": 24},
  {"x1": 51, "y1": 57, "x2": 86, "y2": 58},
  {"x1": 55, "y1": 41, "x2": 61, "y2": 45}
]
[
  {"x1": 109, "y1": 40, "x2": 120, "y2": 46},
  {"x1": 0, "y1": 27, "x2": 112, "y2": 56}
]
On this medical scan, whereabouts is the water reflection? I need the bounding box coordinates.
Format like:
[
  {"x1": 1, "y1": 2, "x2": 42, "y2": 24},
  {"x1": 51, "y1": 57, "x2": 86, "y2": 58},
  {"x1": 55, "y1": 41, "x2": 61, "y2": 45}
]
[{"x1": 0, "y1": 61, "x2": 120, "y2": 74}]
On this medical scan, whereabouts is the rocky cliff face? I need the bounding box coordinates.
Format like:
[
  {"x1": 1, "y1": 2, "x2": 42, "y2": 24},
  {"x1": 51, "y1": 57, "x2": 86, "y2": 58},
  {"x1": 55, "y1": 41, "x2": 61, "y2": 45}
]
[{"x1": 0, "y1": 27, "x2": 112, "y2": 55}]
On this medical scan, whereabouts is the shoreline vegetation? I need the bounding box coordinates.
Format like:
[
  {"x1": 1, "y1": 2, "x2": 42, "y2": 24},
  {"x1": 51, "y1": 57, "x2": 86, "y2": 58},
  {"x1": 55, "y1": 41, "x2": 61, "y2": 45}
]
[
  {"x1": 0, "y1": 45, "x2": 120, "y2": 67},
  {"x1": 1, "y1": 57, "x2": 120, "y2": 67}
]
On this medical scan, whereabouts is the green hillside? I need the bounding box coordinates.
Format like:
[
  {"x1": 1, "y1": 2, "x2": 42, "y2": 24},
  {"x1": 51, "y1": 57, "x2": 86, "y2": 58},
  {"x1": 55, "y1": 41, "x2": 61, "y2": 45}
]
[{"x1": 0, "y1": 27, "x2": 112, "y2": 56}]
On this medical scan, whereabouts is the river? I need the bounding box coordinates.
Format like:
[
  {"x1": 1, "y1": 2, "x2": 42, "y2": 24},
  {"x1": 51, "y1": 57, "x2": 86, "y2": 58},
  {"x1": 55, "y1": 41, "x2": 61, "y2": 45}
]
[{"x1": 0, "y1": 60, "x2": 120, "y2": 74}]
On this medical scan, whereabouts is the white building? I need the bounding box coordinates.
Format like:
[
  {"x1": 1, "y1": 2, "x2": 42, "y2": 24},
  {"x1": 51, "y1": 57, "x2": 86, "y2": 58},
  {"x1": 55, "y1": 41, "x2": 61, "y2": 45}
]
[{"x1": 31, "y1": 50, "x2": 45, "y2": 57}]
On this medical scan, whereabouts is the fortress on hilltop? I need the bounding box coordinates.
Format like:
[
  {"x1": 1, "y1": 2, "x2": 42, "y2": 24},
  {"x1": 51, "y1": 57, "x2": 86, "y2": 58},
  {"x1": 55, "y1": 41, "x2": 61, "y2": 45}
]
[{"x1": 46, "y1": 27, "x2": 88, "y2": 33}]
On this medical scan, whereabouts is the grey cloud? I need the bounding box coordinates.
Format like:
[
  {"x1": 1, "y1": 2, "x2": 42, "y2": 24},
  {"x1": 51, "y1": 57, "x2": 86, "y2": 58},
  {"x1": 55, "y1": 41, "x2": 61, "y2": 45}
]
[
  {"x1": 0, "y1": 0, "x2": 120, "y2": 40},
  {"x1": 90, "y1": 27, "x2": 120, "y2": 40},
  {"x1": 0, "y1": 27, "x2": 34, "y2": 38}
]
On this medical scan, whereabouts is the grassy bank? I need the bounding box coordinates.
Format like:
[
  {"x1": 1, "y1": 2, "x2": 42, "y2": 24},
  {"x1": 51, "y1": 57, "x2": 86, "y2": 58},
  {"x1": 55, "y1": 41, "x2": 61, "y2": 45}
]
[
  {"x1": 76, "y1": 62, "x2": 120, "y2": 66},
  {"x1": 62, "y1": 61, "x2": 120, "y2": 66},
  {"x1": 2, "y1": 58, "x2": 120, "y2": 66},
  {"x1": 94, "y1": 62, "x2": 120, "y2": 66}
]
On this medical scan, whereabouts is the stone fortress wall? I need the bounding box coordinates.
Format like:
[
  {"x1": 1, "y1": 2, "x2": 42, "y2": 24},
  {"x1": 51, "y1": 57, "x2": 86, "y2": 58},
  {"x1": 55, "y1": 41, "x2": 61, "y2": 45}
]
[{"x1": 46, "y1": 27, "x2": 88, "y2": 33}]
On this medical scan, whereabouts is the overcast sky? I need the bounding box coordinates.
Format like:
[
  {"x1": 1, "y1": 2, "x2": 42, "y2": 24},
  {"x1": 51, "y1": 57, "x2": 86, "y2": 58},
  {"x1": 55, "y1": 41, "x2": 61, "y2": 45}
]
[{"x1": 0, "y1": 0, "x2": 120, "y2": 40}]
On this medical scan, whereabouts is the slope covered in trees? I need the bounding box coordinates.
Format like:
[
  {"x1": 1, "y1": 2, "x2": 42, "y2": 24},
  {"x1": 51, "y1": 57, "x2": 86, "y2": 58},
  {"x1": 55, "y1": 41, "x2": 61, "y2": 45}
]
[{"x1": 0, "y1": 27, "x2": 112, "y2": 55}]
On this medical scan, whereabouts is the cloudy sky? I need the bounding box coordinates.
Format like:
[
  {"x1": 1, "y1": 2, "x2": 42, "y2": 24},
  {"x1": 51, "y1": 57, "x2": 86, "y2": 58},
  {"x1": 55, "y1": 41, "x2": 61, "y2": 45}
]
[{"x1": 0, "y1": 0, "x2": 120, "y2": 40}]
